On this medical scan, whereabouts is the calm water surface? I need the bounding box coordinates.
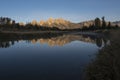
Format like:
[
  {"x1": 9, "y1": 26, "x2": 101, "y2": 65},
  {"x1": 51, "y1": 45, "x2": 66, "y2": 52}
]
[{"x1": 0, "y1": 33, "x2": 109, "y2": 80}]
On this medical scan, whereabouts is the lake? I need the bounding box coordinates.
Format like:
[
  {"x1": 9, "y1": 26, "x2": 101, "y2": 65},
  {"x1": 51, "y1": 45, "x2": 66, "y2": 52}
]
[{"x1": 0, "y1": 32, "x2": 109, "y2": 80}]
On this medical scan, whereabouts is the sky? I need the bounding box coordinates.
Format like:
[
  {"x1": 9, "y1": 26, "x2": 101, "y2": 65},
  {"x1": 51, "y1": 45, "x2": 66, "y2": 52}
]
[{"x1": 0, "y1": 0, "x2": 120, "y2": 23}]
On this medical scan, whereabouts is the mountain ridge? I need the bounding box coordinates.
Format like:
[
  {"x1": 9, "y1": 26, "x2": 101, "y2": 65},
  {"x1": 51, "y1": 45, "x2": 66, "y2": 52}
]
[
  {"x1": 0, "y1": 17, "x2": 120, "y2": 30},
  {"x1": 30, "y1": 18, "x2": 120, "y2": 29}
]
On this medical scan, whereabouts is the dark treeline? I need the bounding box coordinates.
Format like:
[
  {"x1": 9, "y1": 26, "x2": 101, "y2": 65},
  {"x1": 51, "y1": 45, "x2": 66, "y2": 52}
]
[
  {"x1": 78, "y1": 17, "x2": 119, "y2": 31},
  {"x1": 90, "y1": 17, "x2": 119, "y2": 30},
  {"x1": 67, "y1": 17, "x2": 119, "y2": 31},
  {"x1": 0, "y1": 17, "x2": 61, "y2": 31},
  {"x1": 0, "y1": 16, "x2": 119, "y2": 32}
]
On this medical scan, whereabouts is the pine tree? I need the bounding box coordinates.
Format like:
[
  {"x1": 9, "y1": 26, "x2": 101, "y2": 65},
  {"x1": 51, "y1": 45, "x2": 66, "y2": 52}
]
[
  {"x1": 95, "y1": 18, "x2": 101, "y2": 29},
  {"x1": 102, "y1": 16, "x2": 106, "y2": 29}
]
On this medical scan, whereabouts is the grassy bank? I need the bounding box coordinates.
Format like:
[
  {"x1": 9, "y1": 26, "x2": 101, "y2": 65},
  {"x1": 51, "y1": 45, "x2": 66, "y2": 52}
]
[{"x1": 85, "y1": 29, "x2": 120, "y2": 80}]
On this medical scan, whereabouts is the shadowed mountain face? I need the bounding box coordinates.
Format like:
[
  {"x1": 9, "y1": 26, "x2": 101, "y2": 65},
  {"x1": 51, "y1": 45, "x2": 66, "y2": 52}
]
[{"x1": 0, "y1": 32, "x2": 109, "y2": 48}]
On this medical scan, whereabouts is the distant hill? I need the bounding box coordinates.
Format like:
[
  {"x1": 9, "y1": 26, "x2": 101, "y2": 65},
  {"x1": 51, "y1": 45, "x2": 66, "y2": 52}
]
[
  {"x1": 112, "y1": 21, "x2": 120, "y2": 27},
  {"x1": 78, "y1": 20, "x2": 120, "y2": 28},
  {"x1": 78, "y1": 20, "x2": 94, "y2": 27}
]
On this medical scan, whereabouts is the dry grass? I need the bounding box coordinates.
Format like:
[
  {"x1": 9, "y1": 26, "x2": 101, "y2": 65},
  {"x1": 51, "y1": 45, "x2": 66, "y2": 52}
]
[{"x1": 85, "y1": 29, "x2": 120, "y2": 80}]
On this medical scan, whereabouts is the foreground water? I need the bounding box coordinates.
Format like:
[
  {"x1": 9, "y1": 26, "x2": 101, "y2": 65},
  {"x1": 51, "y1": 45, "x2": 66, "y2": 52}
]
[{"x1": 0, "y1": 32, "x2": 109, "y2": 80}]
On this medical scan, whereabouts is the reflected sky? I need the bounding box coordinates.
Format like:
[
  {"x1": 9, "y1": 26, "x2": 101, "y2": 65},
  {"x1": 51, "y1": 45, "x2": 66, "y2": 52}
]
[{"x1": 0, "y1": 33, "x2": 109, "y2": 80}]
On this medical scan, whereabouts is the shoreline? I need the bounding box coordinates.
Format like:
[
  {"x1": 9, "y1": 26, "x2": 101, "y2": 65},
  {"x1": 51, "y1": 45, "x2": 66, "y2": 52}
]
[
  {"x1": 0, "y1": 31, "x2": 69, "y2": 34},
  {"x1": 0, "y1": 30, "x2": 106, "y2": 38}
]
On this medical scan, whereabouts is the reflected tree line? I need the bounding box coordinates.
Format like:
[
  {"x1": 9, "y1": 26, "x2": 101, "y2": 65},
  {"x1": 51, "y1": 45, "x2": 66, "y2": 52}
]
[
  {"x1": 0, "y1": 40, "x2": 15, "y2": 48},
  {"x1": 0, "y1": 32, "x2": 64, "y2": 48},
  {"x1": 0, "y1": 33, "x2": 109, "y2": 48}
]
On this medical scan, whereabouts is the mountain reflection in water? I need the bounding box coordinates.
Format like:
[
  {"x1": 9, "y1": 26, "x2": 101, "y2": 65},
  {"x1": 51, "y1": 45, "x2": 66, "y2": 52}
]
[
  {"x1": 0, "y1": 32, "x2": 110, "y2": 48},
  {"x1": 0, "y1": 32, "x2": 111, "y2": 80}
]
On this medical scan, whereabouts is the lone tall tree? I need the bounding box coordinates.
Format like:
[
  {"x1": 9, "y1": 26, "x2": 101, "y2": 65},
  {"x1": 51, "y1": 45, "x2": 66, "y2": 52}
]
[
  {"x1": 108, "y1": 22, "x2": 111, "y2": 29},
  {"x1": 102, "y1": 16, "x2": 106, "y2": 28}
]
